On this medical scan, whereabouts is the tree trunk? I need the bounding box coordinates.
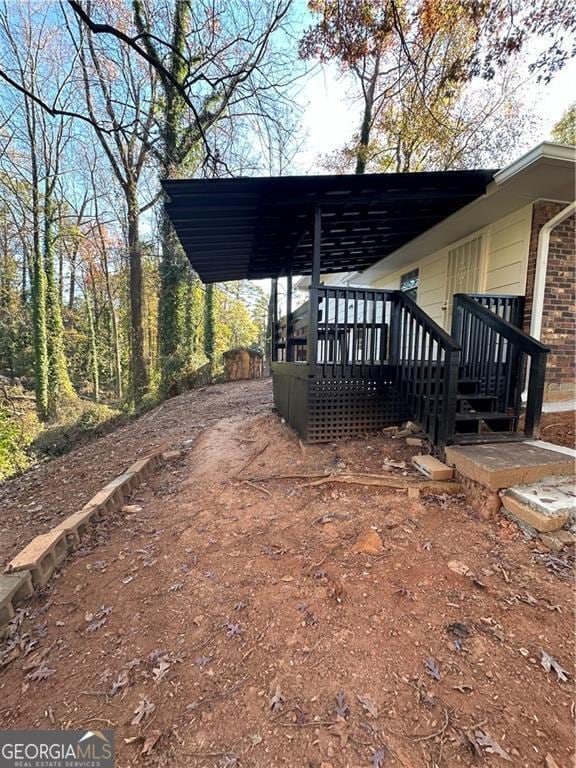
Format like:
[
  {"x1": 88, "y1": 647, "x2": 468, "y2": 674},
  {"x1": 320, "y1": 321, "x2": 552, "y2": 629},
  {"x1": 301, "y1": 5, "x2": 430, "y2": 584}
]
[
  {"x1": 21, "y1": 244, "x2": 28, "y2": 305},
  {"x1": 127, "y1": 189, "x2": 148, "y2": 405},
  {"x1": 183, "y1": 268, "x2": 196, "y2": 366},
  {"x1": 104, "y1": 264, "x2": 122, "y2": 401},
  {"x1": 30, "y1": 158, "x2": 49, "y2": 420},
  {"x1": 85, "y1": 279, "x2": 99, "y2": 402},
  {"x1": 157, "y1": 1, "x2": 193, "y2": 395},
  {"x1": 68, "y1": 249, "x2": 77, "y2": 309},
  {"x1": 355, "y1": 53, "x2": 380, "y2": 175},
  {"x1": 158, "y1": 207, "x2": 186, "y2": 394},
  {"x1": 44, "y1": 191, "x2": 75, "y2": 418},
  {"x1": 204, "y1": 282, "x2": 215, "y2": 371}
]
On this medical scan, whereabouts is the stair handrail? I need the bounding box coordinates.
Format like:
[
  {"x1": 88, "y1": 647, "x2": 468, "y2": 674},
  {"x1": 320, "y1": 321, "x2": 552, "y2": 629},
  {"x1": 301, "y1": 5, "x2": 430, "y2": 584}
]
[
  {"x1": 452, "y1": 294, "x2": 549, "y2": 355},
  {"x1": 452, "y1": 293, "x2": 550, "y2": 437},
  {"x1": 395, "y1": 291, "x2": 461, "y2": 351},
  {"x1": 392, "y1": 291, "x2": 461, "y2": 447}
]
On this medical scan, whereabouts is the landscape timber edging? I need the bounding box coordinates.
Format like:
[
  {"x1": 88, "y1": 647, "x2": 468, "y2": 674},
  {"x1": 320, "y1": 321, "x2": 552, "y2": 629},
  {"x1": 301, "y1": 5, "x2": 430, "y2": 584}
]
[{"x1": 0, "y1": 449, "x2": 181, "y2": 638}]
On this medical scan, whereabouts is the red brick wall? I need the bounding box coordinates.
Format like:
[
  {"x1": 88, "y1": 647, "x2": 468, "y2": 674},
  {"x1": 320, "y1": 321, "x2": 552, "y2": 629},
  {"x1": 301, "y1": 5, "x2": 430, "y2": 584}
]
[{"x1": 524, "y1": 201, "x2": 575, "y2": 401}]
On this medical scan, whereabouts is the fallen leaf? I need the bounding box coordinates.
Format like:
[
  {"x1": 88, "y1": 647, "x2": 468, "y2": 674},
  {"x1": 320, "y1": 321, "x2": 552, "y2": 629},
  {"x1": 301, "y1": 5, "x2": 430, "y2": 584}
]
[
  {"x1": 86, "y1": 618, "x2": 107, "y2": 633},
  {"x1": 335, "y1": 691, "x2": 349, "y2": 718},
  {"x1": 357, "y1": 694, "x2": 379, "y2": 718},
  {"x1": 132, "y1": 698, "x2": 155, "y2": 726},
  {"x1": 269, "y1": 684, "x2": 285, "y2": 714},
  {"x1": 152, "y1": 658, "x2": 171, "y2": 683},
  {"x1": 474, "y1": 729, "x2": 512, "y2": 761},
  {"x1": 194, "y1": 655, "x2": 212, "y2": 667},
  {"x1": 141, "y1": 729, "x2": 161, "y2": 756},
  {"x1": 250, "y1": 734, "x2": 262, "y2": 746},
  {"x1": 447, "y1": 622, "x2": 470, "y2": 639},
  {"x1": 110, "y1": 670, "x2": 129, "y2": 696},
  {"x1": 21, "y1": 646, "x2": 50, "y2": 672},
  {"x1": 540, "y1": 650, "x2": 569, "y2": 682},
  {"x1": 226, "y1": 623, "x2": 242, "y2": 638},
  {"x1": 424, "y1": 657, "x2": 441, "y2": 680},
  {"x1": 452, "y1": 683, "x2": 474, "y2": 693},
  {"x1": 371, "y1": 748, "x2": 386, "y2": 768},
  {"x1": 26, "y1": 665, "x2": 56, "y2": 682},
  {"x1": 303, "y1": 610, "x2": 317, "y2": 626},
  {"x1": 85, "y1": 605, "x2": 112, "y2": 633}
]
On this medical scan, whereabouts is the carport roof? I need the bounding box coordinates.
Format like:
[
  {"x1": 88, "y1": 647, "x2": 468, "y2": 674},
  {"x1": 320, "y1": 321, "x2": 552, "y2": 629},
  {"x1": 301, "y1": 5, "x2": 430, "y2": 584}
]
[{"x1": 161, "y1": 169, "x2": 496, "y2": 283}]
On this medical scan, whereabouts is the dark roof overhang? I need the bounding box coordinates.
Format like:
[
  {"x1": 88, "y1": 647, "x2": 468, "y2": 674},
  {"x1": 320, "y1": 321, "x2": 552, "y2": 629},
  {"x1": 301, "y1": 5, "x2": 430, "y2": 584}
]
[{"x1": 161, "y1": 169, "x2": 496, "y2": 283}]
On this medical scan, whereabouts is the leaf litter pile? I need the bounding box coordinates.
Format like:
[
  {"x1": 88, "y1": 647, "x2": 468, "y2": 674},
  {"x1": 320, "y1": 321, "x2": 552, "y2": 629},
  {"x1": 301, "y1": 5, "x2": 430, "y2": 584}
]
[{"x1": 0, "y1": 378, "x2": 574, "y2": 767}]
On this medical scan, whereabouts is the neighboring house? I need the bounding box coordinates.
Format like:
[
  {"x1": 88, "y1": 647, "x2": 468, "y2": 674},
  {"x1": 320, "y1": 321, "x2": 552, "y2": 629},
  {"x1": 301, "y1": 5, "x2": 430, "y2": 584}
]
[{"x1": 315, "y1": 142, "x2": 575, "y2": 403}]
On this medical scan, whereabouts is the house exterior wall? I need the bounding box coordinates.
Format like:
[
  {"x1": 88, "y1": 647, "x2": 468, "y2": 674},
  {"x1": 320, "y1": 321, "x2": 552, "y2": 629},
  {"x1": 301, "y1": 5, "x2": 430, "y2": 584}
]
[
  {"x1": 368, "y1": 203, "x2": 533, "y2": 330},
  {"x1": 524, "y1": 201, "x2": 576, "y2": 401}
]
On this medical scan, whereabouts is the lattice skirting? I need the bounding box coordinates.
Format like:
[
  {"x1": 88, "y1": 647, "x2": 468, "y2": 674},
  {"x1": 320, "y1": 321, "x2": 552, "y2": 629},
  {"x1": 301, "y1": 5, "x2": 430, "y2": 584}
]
[{"x1": 273, "y1": 367, "x2": 409, "y2": 443}]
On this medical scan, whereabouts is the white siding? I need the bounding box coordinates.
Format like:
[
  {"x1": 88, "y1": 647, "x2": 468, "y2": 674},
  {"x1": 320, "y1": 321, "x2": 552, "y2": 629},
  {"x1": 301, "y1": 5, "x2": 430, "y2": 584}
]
[
  {"x1": 483, "y1": 205, "x2": 532, "y2": 294},
  {"x1": 365, "y1": 203, "x2": 533, "y2": 329}
]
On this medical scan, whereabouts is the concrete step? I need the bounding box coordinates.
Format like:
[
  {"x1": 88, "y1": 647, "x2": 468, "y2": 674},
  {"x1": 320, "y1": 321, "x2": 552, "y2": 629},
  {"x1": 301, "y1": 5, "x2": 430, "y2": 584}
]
[
  {"x1": 444, "y1": 440, "x2": 575, "y2": 491},
  {"x1": 501, "y1": 475, "x2": 576, "y2": 533}
]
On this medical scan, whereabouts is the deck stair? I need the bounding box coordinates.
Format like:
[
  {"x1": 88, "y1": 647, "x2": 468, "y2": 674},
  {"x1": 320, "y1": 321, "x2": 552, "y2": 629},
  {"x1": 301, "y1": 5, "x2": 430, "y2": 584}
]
[{"x1": 453, "y1": 372, "x2": 517, "y2": 441}]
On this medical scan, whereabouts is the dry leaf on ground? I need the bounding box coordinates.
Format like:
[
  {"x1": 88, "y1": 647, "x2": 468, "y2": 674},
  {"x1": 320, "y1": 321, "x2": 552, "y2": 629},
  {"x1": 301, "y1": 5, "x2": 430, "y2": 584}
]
[
  {"x1": 132, "y1": 698, "x2": 155, "y2": 726},
  {"x1": 540, "y1": 650, "x2": 569, "y2": 682}
]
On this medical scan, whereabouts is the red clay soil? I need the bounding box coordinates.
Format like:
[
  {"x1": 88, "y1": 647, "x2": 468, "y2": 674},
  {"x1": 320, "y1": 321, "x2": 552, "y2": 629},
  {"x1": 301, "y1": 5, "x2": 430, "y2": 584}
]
[
  {"x1": 0, "y1": 379, "x2": 574, "y2": 768},
  {"x1": 538, "y1": 411, "x2": 576, "y2": 450}
]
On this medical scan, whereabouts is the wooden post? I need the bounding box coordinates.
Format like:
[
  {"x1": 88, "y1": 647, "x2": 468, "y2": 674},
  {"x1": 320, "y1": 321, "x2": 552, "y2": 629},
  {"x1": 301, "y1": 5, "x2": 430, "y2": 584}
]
[
  {"x1": 271, "y1": 278, "x2": 278, "y2": 362},
  {"x1": 286, "y1": 271, "x2": 293, "y2": 362},
  {"x1": 525, "y1": 349, "x2": 548, "y2": 437},
  {"x1": 307, "y1": 207, "x2": 322, "y2": 371}
]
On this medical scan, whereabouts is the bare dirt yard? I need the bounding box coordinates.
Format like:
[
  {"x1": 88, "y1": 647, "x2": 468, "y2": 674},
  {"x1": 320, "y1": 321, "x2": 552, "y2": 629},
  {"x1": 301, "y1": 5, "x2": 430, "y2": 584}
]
[{"x1": 1, "y1": 379, "x2": 574, "y2": 768}]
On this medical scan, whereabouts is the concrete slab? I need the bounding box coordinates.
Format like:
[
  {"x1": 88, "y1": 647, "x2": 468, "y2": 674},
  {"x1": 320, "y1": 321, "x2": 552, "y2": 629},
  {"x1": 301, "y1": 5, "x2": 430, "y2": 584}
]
[
  {"x1": 501, "y1": 492, "x2": 569, "y2": 532},
  {"x1": 444, "y1": 442, "x2": 575, "y2": 491},
  {"x1": 526, "y1": 440, "x2": 576, "y2": 459},
  {"x1": 542, "y1": 399, "x2": 576, "y2": 413},
  {"x1": 508, "y1": 475, "x2": 576, "y2": 519}
]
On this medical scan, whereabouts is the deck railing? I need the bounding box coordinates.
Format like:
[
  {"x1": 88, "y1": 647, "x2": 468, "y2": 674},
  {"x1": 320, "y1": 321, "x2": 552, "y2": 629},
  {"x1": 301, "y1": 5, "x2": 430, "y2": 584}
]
[
  {"x1": 274, "y1": 287, "x2": 547, "y2": 445},
  {"x1": 452, "y1": 293, "x2": 549, "y2": 437},
  {"x1": 467, "y1": 293, "x2": 524, "y2": 328},
  {"x1": 391, "y1": 292, "x2": 461, "y2": 446},
  {"x1": 313, "y1": 285, "x2": 395, "y2": 377}
]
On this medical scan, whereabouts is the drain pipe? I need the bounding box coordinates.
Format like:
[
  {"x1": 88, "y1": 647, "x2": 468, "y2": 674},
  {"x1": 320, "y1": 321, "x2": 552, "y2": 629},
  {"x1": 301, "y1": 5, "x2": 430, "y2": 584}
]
[
  {"x1": 523, "y1": 200, "x2": 576, "y2": 402},
  {"x1": 529, "y1": 201, "x2": 576, "y2": 341}
]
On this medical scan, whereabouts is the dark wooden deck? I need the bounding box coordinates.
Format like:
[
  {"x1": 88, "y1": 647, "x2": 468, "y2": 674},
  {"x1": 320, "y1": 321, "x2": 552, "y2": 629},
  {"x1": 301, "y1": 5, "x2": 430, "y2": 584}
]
[{"x1": 271, "y1": 283, "x2": 548, "y2": 448}]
